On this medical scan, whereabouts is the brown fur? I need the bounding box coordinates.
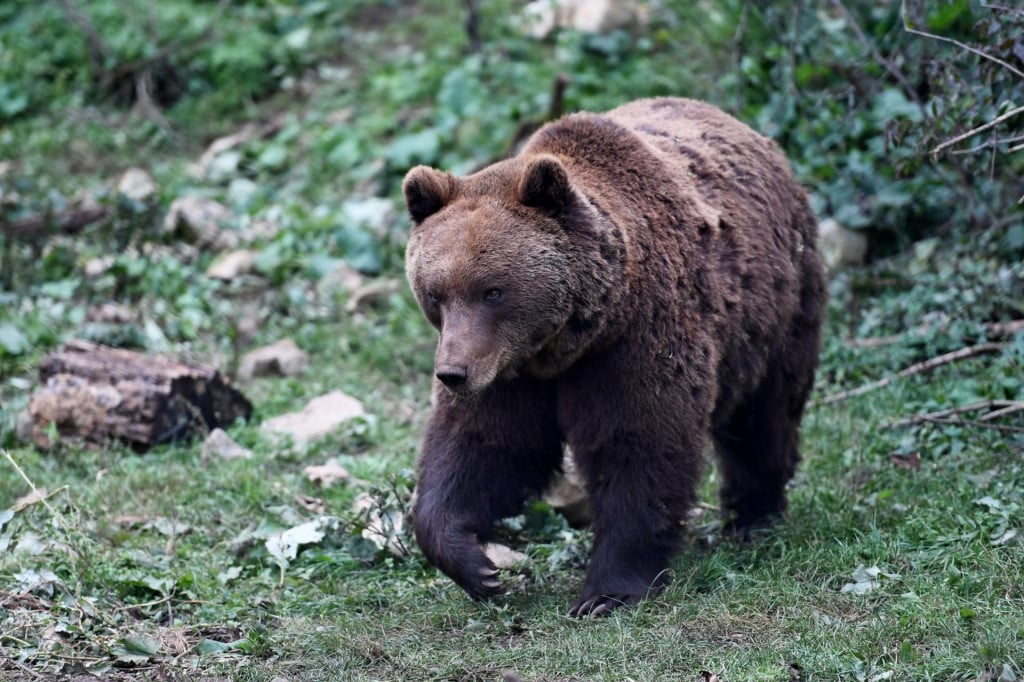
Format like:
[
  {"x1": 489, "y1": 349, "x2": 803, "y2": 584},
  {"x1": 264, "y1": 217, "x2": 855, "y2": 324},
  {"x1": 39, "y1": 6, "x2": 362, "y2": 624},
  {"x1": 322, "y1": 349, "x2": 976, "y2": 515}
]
[{"x1": 403, "y1": 97, "x2": 827, "y2": 616}]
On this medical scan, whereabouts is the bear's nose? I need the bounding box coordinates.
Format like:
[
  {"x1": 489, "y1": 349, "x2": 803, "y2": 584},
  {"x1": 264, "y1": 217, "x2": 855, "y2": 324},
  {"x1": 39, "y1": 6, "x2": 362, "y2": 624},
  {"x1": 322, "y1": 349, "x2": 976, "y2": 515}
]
[{"x1": 436, "y1": 365, "x2": 468, "y2": 389}]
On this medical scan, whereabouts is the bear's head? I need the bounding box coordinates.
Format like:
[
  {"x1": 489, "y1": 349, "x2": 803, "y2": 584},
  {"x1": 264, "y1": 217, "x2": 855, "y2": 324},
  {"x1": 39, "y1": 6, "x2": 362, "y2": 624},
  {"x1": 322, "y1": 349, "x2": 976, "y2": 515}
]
[{"x1": 403, "y1": 155, "x2": 586, "y2": 396}]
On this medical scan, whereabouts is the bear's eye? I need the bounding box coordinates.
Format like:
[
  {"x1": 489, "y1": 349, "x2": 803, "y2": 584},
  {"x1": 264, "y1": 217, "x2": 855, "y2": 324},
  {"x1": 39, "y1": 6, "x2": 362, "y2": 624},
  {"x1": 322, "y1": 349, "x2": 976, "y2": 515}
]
[
  {"x1": 483, "y1": 288, "x2": 503, "y2": 303},
  {"x1": 426, "y1": 291, "x2": 441, "y2": 306}
]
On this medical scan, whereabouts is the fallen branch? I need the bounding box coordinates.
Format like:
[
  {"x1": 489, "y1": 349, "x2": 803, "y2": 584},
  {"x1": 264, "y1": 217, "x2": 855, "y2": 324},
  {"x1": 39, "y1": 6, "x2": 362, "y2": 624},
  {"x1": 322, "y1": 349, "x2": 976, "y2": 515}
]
[
  {"x1": 2, "y1": 205, "x2": 109, "y2": 240},
  {"x1": 980, "y1": 402, "x2": 1024, "y2": 421},
  {"x1": 929, "y1": 104, "x2": 1024, "y2": 157},
  {"x1": 896, "y1": 416, "x2": 1024, "y2": 435},
  {"x1": 884, "y1": 399, "x2": 1022, "y2": 429},
  {"x1": 849, "y1": 318, "x2": 1024, "y2": 349},
  {"x1": 818, "y1": 342, "x2": 1006, "y2": 405}
]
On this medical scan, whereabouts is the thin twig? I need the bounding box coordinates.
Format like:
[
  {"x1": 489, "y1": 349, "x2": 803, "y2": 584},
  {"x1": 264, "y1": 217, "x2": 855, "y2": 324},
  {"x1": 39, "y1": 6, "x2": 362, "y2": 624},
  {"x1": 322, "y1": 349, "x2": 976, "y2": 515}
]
[
  {"x1": 732, "y1": 0, "x2": 750, "y2": 115},
  {"x1": 3, "y1": 451, "x2": 60, "y2": 517},
  {"x1": 929, "y1": 104, "x2": 1024, "y2": 156},
  {"x1": 833, "y1": 0, "x2": 921, "y2": 106},
  {"x1": 115, "y1": 593, "x2": 174, "y2": 612},
  {"x1": 902, "y1": 4, "x2": 1024, "y2": 81},
  {"x1": 100, "y1": 0, "x2": 232, "y2": 92},
  {"x1": 59, "y1": 0, "x2": 109, "y2": 76},
  {"x1": 981, "y1": 2, "x2": 1024, "y2": 17},
  {"x1": 951, "y1": 133, "x2": 1024, "y2": 154},
  {"x1": 818, "y1": 342, "x2": 1006, "y2": 405},
  {"x1": 3, "y1": 657, "x2": 44, "y2": 680}
]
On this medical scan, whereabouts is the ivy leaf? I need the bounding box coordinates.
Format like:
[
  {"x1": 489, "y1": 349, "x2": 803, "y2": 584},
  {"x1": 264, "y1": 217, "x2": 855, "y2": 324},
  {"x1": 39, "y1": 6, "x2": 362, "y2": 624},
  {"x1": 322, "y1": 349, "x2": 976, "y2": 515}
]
[
  {"x1": 265, "y1": 516, "x2": 339, "y2": 569},
  {"x1": 114, "y1": 636, "x2": 161, "y2": 663},
  {"x1": 0, "y1": 322, "x2": 29, "y2": 356},
  {"x1": 195, "y1": 638, "x2": 235, "y2": 655}
]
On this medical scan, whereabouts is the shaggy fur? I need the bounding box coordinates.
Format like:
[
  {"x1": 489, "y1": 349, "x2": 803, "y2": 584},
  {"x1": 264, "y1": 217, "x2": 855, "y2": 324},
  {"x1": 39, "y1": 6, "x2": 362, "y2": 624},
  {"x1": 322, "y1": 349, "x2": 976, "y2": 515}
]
[{"x1": 403, "y1": 97, "x2": 827, "y2": 617}]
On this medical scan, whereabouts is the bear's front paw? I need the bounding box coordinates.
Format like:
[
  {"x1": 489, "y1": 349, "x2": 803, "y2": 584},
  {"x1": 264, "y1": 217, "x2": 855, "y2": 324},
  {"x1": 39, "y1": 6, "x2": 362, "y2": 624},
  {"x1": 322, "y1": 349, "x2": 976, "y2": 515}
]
[
  {"x1": 568, "y1": 591, "x2": 643, "y2": 618},
  {"x1": 448, "y1": 546, "x2": 505, "y2": 601},
  {"x1": 419, "y1": 528, "x2": 505, "y2": 601}
]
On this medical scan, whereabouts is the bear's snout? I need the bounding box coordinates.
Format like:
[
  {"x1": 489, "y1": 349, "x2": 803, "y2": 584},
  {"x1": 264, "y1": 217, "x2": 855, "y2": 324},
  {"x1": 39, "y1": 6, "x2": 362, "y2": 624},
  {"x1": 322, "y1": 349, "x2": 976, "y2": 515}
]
[{"x1": 436, "y1": 364, "x2": 468, "y2": 389}]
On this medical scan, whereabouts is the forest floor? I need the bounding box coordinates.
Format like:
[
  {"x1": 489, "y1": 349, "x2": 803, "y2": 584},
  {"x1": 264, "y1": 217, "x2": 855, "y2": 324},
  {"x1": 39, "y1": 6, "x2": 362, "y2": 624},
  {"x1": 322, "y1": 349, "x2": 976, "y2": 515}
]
[{"x1": 1, "y1": 2, "x2": 1023, "y2": 680}]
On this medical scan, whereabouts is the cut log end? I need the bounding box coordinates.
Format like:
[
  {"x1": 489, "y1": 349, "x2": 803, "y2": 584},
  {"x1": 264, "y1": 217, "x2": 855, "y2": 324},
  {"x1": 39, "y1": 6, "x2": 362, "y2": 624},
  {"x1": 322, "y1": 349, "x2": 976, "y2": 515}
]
[{"x1": 28, "y1": 340, "x2": 252, "y2": 450}]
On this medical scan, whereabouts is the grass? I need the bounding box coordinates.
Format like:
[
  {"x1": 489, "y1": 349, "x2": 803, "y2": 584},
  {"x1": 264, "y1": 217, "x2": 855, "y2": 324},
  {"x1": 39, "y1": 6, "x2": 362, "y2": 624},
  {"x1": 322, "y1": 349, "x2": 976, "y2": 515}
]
[
  {"x1": 3, "y1": 272, "x2": 1022, "y2": 681},
  {"x1": 2, "y1": 1, "x2": 1023, "y2": 680}
]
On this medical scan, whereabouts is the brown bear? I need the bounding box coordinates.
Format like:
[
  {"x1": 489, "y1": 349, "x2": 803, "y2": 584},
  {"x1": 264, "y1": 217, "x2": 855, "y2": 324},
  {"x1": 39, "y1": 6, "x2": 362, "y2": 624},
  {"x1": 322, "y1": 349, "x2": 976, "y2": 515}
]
[{"x1": 402, "y1": 97, "x2": 826, "y2": 617}]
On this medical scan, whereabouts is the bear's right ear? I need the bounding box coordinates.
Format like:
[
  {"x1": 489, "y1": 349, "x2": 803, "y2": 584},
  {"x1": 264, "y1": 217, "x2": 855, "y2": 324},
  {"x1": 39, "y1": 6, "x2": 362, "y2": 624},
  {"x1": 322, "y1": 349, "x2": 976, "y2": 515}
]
[
  {"x1": 518, "y1": 154, "x2": 571, "y2": 216},
  {"x1": 403, "y1": 166, "x2": 456, "y2": 224}
]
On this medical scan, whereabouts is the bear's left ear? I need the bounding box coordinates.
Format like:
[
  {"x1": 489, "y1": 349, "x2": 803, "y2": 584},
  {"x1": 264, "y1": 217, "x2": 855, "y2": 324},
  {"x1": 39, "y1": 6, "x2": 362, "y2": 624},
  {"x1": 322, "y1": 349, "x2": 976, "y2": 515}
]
[
  {"x1": 518, "y1": 154, "x2": 571, "y2": 216},
  {"x1": 403, "y1": 166, "x2": 457, "y2": 224}
]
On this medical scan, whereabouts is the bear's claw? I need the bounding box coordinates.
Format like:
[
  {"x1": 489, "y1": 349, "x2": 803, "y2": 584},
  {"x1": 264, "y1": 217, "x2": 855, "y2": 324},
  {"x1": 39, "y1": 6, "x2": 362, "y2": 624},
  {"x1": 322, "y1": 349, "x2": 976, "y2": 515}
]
[{"x1": 568, "y1": 592, "x2": 641, "y2": 618}]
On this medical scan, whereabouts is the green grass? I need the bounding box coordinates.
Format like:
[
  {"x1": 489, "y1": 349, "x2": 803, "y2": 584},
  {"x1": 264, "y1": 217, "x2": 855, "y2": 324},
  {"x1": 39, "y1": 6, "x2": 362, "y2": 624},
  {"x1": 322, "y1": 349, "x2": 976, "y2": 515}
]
[
  {"x1": 3, "y1": 285, "x2": 1022, "y2": 680},
  {"x1": 2, "y1": 1, "x2": 1023, "y2": 680}
]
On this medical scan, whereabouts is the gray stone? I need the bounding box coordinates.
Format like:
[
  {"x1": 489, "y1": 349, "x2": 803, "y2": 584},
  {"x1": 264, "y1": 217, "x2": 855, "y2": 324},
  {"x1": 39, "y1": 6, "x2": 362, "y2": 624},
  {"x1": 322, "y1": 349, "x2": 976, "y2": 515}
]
[
  {"x1": 206, "y1": 249, "x2": 260, "y2": 281},
  {"x1": 239, "y1": 339, "x2": 308, "y2": 379},
  {"x1": 163, "y1": 196, "x2": 237, "y2": 251},
  {"x1": 819, "y1": 218, "x2": 868, "y2": 271},
  {"x1": 261, "y1": 390, "x2": 366, "y2": 444},
  {"x1": 202, "y1": 428, "x2": 253, "y2": 462},
  {"x1": 345, "y1": 279, "x2": 403, "y2": 314},
  {"x1": 117, "y1": 167, "x2": 157, "y2": 203}
]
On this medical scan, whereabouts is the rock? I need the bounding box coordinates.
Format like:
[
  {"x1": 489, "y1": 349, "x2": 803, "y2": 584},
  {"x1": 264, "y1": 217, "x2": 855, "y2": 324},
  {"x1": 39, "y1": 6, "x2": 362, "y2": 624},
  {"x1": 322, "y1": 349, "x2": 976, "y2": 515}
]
[
  {"x1": 85, "y1": 302, "x2": 134, "y2": 324},
  {"x1": 819, "y1": 218, "x2": 868, "y2": 271},
  {"x1": 239, "y1": 216, "x2": 280, "y2": 244},
  {"x1": 483, "y1": 543, "x2": 528, "y2": 569},
  {"x1": 543, "y1": 447, "x2": 592, "y2": 526},
  {"x1": 261, "y1": 390, "x2": 366, "y2": 444},
  {"x1": 84, "y1": 255, "x2": 115, "y2": 277},
  {"x1": 117, "y1": 167, "x2": 157, "y2": 203},
  {"x1": 303, "y1": 460, "x2": 351, "y2": 487},
  {"x1": 345, "y1": 279, "x2": 403, "y2": 313},
  {"x1": 206, "y1": 249, "x2": 260, "y2": 281},
  {"x1": 316, "y1": 261, "x2": 365, "y2": 301},
  {"x1": 162, "y1": 196, "x2": 237, "y2": 251},
  {"x1": 202, "y1": 428, "x2": 253, "y2": 462},
  {"x1": 522, "y1": 0, "x2": 648, "y2": 38},
  {"x1": 16, "y1": 408, "x2": 35, "y2": 444},
  {"x1": 238, "y1": 339, "x2": 308, "y2": 379}
]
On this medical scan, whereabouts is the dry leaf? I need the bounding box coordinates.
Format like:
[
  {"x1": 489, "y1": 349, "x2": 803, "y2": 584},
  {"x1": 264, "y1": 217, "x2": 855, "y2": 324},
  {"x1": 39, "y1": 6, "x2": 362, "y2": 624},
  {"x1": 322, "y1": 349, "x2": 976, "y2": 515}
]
[
  {"x1": 12, "y1": 488, "x2": 47, "y2": 511},
  {"x1": 890, "y1": 451, "x2": 921, "y2": 471}
]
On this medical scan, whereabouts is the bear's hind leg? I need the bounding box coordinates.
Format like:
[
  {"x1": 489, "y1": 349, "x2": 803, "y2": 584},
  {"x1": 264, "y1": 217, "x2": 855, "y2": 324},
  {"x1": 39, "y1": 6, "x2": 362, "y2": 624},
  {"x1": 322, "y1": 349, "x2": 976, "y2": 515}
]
[
  {"x1": 713, "y1": 333, "x2": 819, "y2": 534},
  {"x1": 568, "y1": 434, "x2": 700, "y2": 617}
]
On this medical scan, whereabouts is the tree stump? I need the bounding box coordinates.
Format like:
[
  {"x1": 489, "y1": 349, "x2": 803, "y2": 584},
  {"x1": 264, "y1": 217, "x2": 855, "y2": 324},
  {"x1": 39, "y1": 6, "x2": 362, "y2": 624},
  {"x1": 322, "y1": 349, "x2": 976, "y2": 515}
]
[{"x1": 27, "y1": 340, "x2": 252, "y2": 450}]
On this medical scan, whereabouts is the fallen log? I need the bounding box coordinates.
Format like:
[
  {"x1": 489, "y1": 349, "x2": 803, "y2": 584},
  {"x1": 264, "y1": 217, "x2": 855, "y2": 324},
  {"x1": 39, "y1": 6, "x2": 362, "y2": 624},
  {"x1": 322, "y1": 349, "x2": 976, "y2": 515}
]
[
  {"x1": 2, "y1": 206, "x2": 109, "y2": 240},
  {"x1": 27, "y1": 340, "x2": 252, "y2": 449}
]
